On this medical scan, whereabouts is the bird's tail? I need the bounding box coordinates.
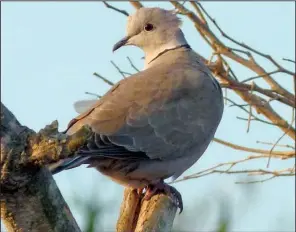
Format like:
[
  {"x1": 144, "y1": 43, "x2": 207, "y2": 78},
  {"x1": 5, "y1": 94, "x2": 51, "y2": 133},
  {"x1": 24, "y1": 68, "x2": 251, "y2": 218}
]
[{"x1": 48, "y1": 156, "x2": 90, "y2": 175}]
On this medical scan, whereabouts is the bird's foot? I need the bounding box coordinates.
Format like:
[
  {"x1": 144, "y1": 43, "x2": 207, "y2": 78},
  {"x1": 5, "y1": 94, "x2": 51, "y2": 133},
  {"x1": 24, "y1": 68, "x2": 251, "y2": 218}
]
[
  {"x1": 142, "y1": 181, "x2": 183, "y2": 213},
  {"x1": 137, "y1": 187, "x2": 145, "y2": 195}
]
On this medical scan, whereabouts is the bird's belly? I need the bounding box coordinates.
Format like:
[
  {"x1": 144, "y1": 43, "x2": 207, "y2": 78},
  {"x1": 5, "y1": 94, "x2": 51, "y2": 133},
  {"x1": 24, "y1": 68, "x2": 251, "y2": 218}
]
[
  {"x1": 89, "y1": 157, "x2": 180, "y2": 188},
  {"x1": 90, "y1": 159, "x2": 151, "y2": 188},
  {"x1": 106, "y1": 174, "x2": 150, "y2": 189}
]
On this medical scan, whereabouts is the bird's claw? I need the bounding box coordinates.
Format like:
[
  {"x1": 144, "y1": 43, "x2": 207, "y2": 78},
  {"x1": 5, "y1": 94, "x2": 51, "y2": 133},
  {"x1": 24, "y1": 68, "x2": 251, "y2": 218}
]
[{"x1": 141, "y1": 181, "x2": 183, "y2": 214}]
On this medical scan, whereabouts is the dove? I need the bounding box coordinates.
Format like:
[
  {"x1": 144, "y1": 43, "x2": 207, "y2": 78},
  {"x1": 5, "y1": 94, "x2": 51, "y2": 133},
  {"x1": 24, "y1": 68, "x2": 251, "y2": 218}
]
[{"x1": 49, "y1": 7, "x2": 224, "y2": 212}]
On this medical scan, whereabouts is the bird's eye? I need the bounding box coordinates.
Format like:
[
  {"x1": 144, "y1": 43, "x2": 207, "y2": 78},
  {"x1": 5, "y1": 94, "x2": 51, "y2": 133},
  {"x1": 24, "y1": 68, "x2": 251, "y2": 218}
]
[{"x1": 144, "y1": 23, "x2": 154, "y2": 32}]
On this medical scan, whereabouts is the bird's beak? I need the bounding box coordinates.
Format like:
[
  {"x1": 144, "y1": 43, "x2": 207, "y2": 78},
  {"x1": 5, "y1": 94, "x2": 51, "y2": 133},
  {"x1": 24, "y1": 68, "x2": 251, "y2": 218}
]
[{"x1": 112, "y1": 36, "x2": 131, "y2": 52}]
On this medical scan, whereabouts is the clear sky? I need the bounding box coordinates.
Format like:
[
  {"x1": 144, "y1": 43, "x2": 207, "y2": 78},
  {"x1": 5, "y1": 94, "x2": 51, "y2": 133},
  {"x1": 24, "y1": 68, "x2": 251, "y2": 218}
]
[{"x1": 2, "y1": 2, "x2": 295, "y2": 231}]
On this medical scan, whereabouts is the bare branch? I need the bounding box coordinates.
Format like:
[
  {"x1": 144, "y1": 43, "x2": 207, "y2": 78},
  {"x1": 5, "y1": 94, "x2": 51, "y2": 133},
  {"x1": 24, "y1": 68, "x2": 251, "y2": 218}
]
[
  {"x1": 196, "y1": 2, "x2": 295, "y2": 78},
  {"x1": 256, "y1": 140, "x2": 295, "y2": 149},
  {"x1": 171, "y1": 2, "x2": 295, "y2": 102},
  {"x1": 127, "y1": 56, "x2": 140, "y2": 72},
  {"x1": 93, "y1": 72, "x2": 114, "y2": 86},
  {"x1": 246, "y1": 82, "x2": 255, "y2": 132},
  {"x1": 111, "y1": 60, "x2": 132, "y2": 78},
  {"x1": 210, "y1": 59, "x2": 295, "y2": 138},
  {"x1": 267, "y1": 109, "x2": 295, "y2": 167},
  {"x1": 102, "y1": 1, "x2": 129, "y2": 16},
  {"x1": 220, "y1": 82, "x2": 294, "y2": 107},
  {"x1": 85, "y1": 91, "x2": 101, "y2": 98},
  {"x1": 236, "y1": 116, "x2": 284, "y2": 128},
  {"x1": 229, "y1": 47, "x2": 253, "y2": 59},
  {"x1": 189, "y1": 2, "x2": 207, "y2": 25},
  {"x1": 213, "y1": 138, "x2": 295, "y2": 157},
  {"x1": 216, "y1": 54, "x2": 239, "y2": 81},
  {"x1": 224, "y1": 97, "x2": 250, "y2": 113},
  {"x1": 241, "y1": 70, "x2": 281, "y2": 83},
  {"x1": 174, "y1": 158, "x2": 295, "y2": 184},
  {"x1": 283, "y1": 58, "x2": 296, "y2": 64}
]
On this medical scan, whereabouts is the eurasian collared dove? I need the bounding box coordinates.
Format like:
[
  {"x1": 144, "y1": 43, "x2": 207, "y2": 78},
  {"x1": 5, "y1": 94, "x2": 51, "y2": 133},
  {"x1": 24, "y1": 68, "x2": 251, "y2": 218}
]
[{"x1": 50, "y1": 7, "x2": 224, "y2": 212}]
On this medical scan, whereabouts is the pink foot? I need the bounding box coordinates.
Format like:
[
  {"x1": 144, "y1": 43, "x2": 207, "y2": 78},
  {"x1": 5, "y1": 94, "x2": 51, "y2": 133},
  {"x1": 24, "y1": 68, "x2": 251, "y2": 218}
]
[
  {"x1": 143, "y1": 181, "x2": 183, "y2": 213},
  {"x1": 137, "y1": 188, "x2": 145, "y2": 195}
]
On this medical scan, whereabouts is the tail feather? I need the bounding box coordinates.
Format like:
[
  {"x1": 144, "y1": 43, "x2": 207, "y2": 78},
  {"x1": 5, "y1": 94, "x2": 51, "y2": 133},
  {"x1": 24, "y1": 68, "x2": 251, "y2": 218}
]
[{"x1": 48, "y1": 156, "x2": 90, "y2": 175}]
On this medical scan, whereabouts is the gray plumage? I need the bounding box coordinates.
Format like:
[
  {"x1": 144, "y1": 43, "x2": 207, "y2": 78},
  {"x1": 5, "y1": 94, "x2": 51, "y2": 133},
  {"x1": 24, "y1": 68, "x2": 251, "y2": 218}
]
[{"x1": 50, "y1": 8, "x2": 223, "y2": 193}]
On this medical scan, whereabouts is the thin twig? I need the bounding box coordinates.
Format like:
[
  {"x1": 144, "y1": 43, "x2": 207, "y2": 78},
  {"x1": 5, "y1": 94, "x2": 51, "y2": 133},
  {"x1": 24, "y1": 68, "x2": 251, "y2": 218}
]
[
  {"x1": 188, "y1": 2, "x2": 295, "y2": 102},
  {"x1": 235, "y1": 169, "x2": 296, "y2": 184},
  {"x1": 229, "y1": 103, "x2": 249, "y2": 108},
  {"x1": 246, "y1": 82, "x2": 255, "y2": 133},
  {"x1": 127, "y1": 56, "x2": 140, "y2": 72},
  {"x1": 207, "y1": 58, "x2": 295, "y2": 138},
  {"x1": 217, "y1": 54, "x2": 238, "y2": 81},
  {"x1": 267, "y1": 109, "x2": 295, "y2": 167},
  {"x1": 236, "y1": 176, "x2": 276, "y2": 184},
  {"x1": 256, "y1": 141, "x2": 295, "y2": 149},
  {"x1": 196, "y1": 2, "x2": 295, "y2": 77},
  {"x1": 236, "y1": 116, "x2": 283, "y2": 128},
  {"x1": 93, "y1": 72, "x2": 114, "y2": 86},
  {"x1": 174, "y1": 160, "x2": 295, "y2": 184},
  {"x1": 85, "y1": 92, "x2": 101, "y2": 98},
  {"x1": 241, "y1": 70, "x2": 281, "y2": 83},
  {"x1": 224, "y1": 89, "x2": 228, "y2": 105},
  {"x1": 229, "y1": 47, "x2": 252, "y2": 59},
  {"x1": 283, "y1": 58, "x2": 296, "y2": 64},
  {"x1": 225, "y1": 97, "x2": 290, "y2": 129},
  {"x1": 103, "y1": 1, "x2": 129, "y2": 16},
  {"x1": 189, "y1": 2, "x2": 207, "y2": 25},
  {"x1": 213, "y1": 138, "x2": 294, "y2": 157},
  {"x1": 220, "y1": 82, "x2": 294, "y2": 107},
  {"x1": 111, "y1": 61, "x2": 132, "y2": 78},
  {"x1": 224, "y1": 97, "x2": 249, "y2": 114}
]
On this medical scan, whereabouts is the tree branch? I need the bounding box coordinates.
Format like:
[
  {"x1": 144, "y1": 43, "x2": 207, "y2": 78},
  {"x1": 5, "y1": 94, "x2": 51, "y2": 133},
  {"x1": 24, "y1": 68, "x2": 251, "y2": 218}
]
[
  {"x1": 196, "y1": 2, "x2": 295, "y2": 78},
  {"x1": 93, "y1": 72, "x2": 114, "y2": 86},
  {"x1": 1, "y1": 169, "x2": 81, "y2": 232},
  {"x1": 174, "y1": 159, "x2": 295, "y2": 184},
  {"x1": 102, "y1": 2, "x2": 129, "y2": 16},
  {"x1": 116, "y1": 188, "x2": 141, "y2": 232},
  {"x1": 1, "y1": 103, "x2": 92, "y2": 231},
  {"x1": 171, "y1": 2, "x2": 295, "y2": 103},
  {"x1": 213, "y1": 138, "x2": 295, "y2": 157},
  {"x1": 207, "y1": 60, "x2": 296, "y2": 139},
  {"x1": 116, "y1": 188, "x2": 177, "y2": 232}
]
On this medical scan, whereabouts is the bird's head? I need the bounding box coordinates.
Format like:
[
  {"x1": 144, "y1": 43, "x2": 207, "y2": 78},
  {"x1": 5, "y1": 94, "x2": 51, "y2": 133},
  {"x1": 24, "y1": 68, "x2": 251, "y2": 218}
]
[{"x1": 113, "y1": 7, "x2": 187, "y2": 66}]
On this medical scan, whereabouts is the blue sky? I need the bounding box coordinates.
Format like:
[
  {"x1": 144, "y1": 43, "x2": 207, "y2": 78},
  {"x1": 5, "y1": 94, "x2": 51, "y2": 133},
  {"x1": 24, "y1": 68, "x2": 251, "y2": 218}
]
[{"x1": 2, "y1": 2, "x2": 295, "y2": 231}]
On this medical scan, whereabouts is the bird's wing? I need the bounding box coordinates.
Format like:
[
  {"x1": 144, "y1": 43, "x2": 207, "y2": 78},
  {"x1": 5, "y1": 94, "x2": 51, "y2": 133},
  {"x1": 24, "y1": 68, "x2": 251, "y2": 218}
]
[
  {"x1": 74, "y1": 99, "x2": 99, "y2": 114},
  {"x1": 66, "y1": 56, "x2": 222, "y2": 161}
]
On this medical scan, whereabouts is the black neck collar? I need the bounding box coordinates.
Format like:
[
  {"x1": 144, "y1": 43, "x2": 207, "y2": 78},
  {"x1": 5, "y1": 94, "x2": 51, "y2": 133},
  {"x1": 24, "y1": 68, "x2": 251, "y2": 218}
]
[{"x1": 148, "y1": 44, "x2": 191, "y2": 65}]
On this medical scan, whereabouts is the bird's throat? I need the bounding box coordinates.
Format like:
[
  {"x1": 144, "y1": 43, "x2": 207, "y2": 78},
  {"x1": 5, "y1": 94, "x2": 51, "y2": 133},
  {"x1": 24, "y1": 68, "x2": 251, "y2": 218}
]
[{"x1": 144, "y1": 30, "x2": 188, "y2": 69}]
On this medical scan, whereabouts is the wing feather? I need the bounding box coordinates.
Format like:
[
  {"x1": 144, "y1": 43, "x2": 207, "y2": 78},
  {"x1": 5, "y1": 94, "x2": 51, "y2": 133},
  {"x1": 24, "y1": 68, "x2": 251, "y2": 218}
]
[{"x1": 66, "y1": 51, "x2": 223, "y2": 161}]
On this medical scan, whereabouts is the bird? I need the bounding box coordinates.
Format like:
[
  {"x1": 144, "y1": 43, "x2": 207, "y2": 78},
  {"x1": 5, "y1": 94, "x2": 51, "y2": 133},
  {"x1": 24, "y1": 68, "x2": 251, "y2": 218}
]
[{"x1": 49, "y1": 7, "x2": 224, "y2": 212}]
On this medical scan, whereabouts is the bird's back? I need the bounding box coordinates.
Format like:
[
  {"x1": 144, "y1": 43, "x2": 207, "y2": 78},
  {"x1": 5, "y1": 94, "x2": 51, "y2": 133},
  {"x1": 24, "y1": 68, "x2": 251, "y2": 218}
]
[{"x1": 67, "y1": 47, "x2": 223, "y2": 161}]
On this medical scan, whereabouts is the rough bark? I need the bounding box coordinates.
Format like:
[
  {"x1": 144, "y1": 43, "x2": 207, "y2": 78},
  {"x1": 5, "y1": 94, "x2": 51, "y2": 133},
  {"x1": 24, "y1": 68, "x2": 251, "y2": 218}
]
[
  {"x1": 116, "y1": 188, "x2": 177, "y2": 232},
  {"x1": 1, "y1": 169, "x2": 80, "y2": 232},
  {"x1": 1, "y1": 103, "x2": 92, "y2": 232}
]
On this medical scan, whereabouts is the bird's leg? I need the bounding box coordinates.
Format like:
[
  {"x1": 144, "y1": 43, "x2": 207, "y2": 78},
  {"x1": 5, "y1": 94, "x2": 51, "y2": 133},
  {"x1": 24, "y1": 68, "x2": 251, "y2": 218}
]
[
  {"x1": 143, "y1": 180, "x2": 183, "y2": 213},
  {"x1": 136, "y1": 187, "x2": 145, "y2": 195}
]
